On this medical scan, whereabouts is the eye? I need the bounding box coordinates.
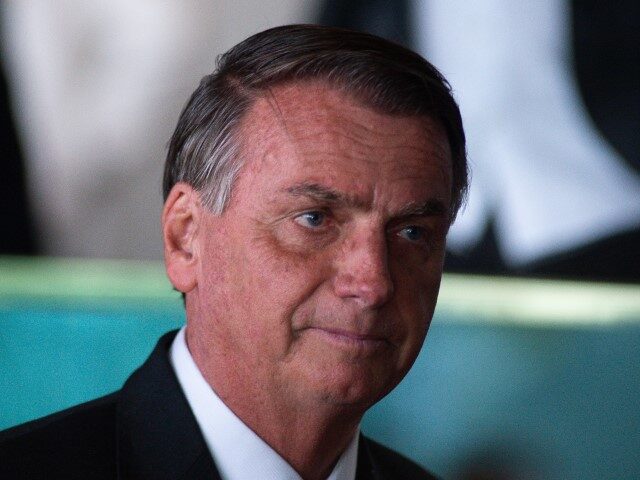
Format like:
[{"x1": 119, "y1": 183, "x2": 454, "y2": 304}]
[
  {"x1": 398, "y1": 225, "x2": 427, "y2": 243},
  {"x1": 294, "y1": 211, "x2": 327, "y2": 229}
]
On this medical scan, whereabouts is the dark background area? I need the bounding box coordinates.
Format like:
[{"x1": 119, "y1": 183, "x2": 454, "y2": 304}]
[{"x1": 0, "y1": 47, "x2": 35, "y2": 255}]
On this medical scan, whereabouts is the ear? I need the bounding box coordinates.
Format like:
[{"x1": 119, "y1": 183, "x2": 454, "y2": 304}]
[{"x1": 162, "y1": 183, "x2": 201, "y2": 293}]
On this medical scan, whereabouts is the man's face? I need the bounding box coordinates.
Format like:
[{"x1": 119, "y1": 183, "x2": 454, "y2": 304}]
[{"x1": 187, "y1": 82, "x2": 452, "y2": 411}]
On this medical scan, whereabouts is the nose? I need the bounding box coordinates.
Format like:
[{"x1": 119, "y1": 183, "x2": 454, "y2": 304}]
[{"x1": 332, "y1": 229, "x2": 394, "y2": 308}]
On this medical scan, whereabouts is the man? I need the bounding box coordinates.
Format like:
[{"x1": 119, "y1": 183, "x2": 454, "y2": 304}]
[{"x1": 0, "y1": 24, "x2": 467, "y2": 479}]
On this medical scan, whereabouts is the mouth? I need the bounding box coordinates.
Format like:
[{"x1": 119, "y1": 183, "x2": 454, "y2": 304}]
[{"x1": 303, "y1": 327, "x2": 391, "y2": 353}]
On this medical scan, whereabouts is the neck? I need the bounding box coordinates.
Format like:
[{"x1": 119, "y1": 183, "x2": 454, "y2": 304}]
[
  {"x1": 186, "y1": 327, "x2": 364, "y2": 480},
  {"x1": 238, "y1": 406, "x2": 360, "y2": 480}
]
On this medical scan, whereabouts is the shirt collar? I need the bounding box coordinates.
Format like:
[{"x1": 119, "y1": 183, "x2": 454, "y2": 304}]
[{"x1": 169, "y1": 326, "x2": 360, "y2": 480}]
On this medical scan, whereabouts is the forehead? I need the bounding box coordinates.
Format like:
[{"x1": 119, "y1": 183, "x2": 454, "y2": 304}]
[{"x1": 236, "y1": 81, "x2": 452, "y2": 207}]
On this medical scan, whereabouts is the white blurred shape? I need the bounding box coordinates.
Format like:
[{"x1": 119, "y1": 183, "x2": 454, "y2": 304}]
[
  {"x1": 414, "y1": 0, "x2": 640, "y2": 266},
  {"x1": 1, "y1": 0, "x2": 313, "y2": 258}
]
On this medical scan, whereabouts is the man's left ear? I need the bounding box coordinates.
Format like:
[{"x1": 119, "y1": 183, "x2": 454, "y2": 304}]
[{"x1": 162, "y1": 183, "x2": 201, "y2": 293}]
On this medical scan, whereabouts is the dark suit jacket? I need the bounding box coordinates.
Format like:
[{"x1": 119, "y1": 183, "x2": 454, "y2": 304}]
[{"x1": 0, "y1": 331, "x2": 437, "y2": 479}]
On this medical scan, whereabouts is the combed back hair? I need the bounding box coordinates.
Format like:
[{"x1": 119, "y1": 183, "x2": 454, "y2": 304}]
[{"x1": 164, "y1": 24, "x2": 468, "y2": 221}]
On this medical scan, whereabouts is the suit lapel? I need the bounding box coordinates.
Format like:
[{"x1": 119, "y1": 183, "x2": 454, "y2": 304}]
[
  {"x1": 115, "y1": 330, "x2": 221, "y2": 480},
  {"x1": 114, "y1": 330, "x2": 394, "y2": 480},
  {"x1": 356, "y1": 434, "x2": 386, "y2": 480}
]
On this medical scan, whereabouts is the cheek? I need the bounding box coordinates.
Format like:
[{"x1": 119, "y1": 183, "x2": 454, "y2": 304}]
[
  {"x1": 391, "y1": 257, "x2": 444, "y2": 334},
  {"x1": 238, "y1": 232, "x2": 332, "y2": 327}
]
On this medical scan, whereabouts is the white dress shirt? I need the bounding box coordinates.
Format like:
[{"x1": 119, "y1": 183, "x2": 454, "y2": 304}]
[{"x1": 169, "y1": 327, "x2": 360, "y2": 480}]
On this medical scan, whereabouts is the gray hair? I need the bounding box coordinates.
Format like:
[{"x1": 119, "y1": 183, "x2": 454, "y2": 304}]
[{"x1": 163, "y1": 24, "x2": 468, "y2": 220}]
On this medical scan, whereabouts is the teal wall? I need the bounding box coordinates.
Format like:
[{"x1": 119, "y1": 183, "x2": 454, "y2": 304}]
[{"x1": 1, "y1": 257, "x2": 639, "y2": 479}]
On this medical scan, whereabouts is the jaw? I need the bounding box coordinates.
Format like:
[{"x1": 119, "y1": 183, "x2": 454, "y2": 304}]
[{"x1": 277, "y1": 332, "x2": 407, "y2": 412}]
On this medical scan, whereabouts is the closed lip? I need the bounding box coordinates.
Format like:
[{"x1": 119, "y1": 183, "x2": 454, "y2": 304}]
[{"x1": 304, "y1": 327, "x2": 391, "y2": 347}]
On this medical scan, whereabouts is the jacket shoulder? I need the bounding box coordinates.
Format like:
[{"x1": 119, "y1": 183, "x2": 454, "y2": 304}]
[
  {"x1": 0, "y1": 392, "x2": 119, "y2": 479},
  {"x1": 366, "y1": 437, "x2": 439, "y2": 480}
]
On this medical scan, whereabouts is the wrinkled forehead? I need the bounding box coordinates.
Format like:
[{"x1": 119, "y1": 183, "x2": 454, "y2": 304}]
[
  {"x1": 233, "y1": 81, "x2": 453, "y2": 213},
  {"x1": 238, "y1": 80, "x2": 452, "y2": 174}
]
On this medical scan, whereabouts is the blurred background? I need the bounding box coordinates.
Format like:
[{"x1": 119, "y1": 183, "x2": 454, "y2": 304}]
[
  {"x1": 2, "y1": 0, "x2": 638, "y2": 280},
  {"x1": 1, "y1": 1, "x2": 638, "y2": 479}
]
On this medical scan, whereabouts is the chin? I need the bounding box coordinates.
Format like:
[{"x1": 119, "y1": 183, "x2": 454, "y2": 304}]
[{"x1": 306, "y1": 363, "x2": 401, "y2": 411}]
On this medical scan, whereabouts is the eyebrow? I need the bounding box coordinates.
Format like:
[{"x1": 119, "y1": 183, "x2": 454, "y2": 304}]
[
  {"x1": 284, "y1": 182, "x2": 365, "y2": 208},
  {"x1": 395, "y1": 199, "x2": 448, "y2": 218},
  {"x1": 284, "y1": 182, "x2": 448, "y2": 219}
]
